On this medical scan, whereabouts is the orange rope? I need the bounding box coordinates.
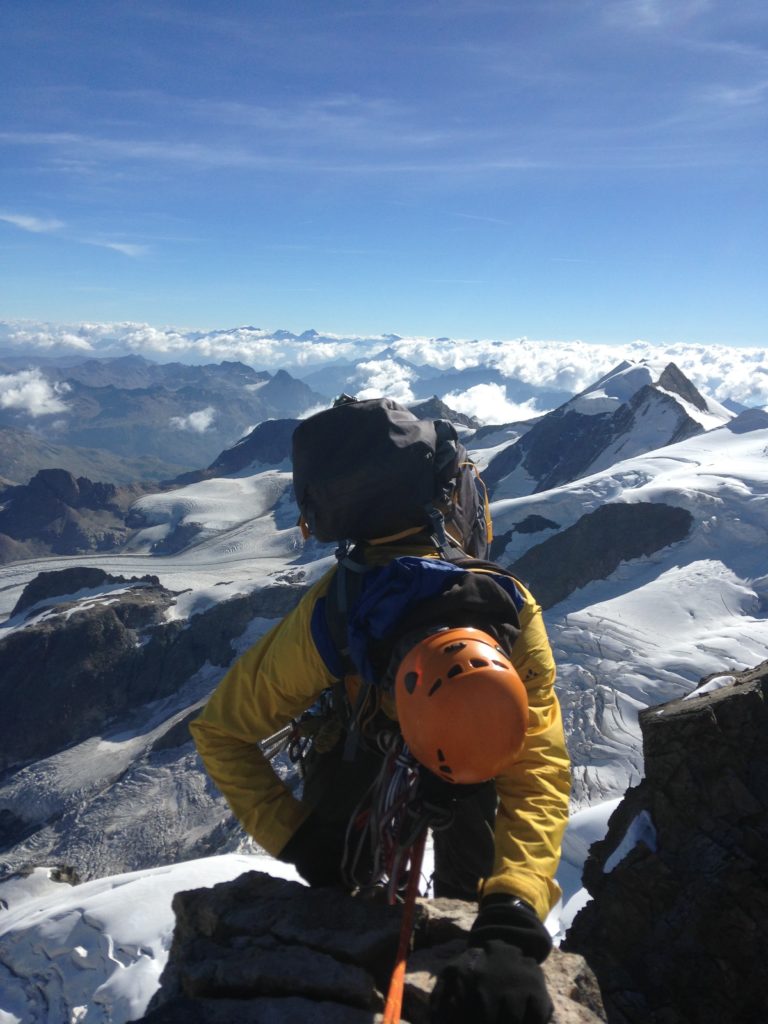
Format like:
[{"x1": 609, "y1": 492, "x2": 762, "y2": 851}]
[{"x1": 382, "y1": 829, "x2": 427, "y2": 1024}]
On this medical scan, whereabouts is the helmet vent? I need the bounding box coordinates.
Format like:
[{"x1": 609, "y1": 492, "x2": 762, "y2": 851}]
[
  {"x1": 428, "y1": 678, "x2": 443, "y2": 696},
  {"x1": 492, "y1": 660, "x2": 509, "y2": 669},
  {"x1": 403, "y1": 671, "x2": 419, "y2": 695},
  {"x1": 469, "y1": 658, "x2": 489, "y2": 668},
  {"x1": 437, "y1": 749, "x2": 446, "y2": 762},
  {"x1": 439, "y1": 764, "x2": 454, "y2": 778},
  {"x1": 444, "y1": 642, "x2": 466, "y2": 653},
  {"x1": 447, "y1": 665, "x2": 463, "y2": 678}
]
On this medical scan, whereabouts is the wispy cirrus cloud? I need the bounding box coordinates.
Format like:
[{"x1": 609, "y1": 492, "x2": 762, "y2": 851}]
[
  {"x1": 87, "y1": 240, "x2": 150, "y2": 257},
  {"x1": 0, "y1": 206, "x2": 148, "y2": 258},
  {"x1": 603, "y1": 0, "x2": 713, "y2": 30},
  {"x1": 0, "y1": 212, "x2": 64, "y2": 233}
]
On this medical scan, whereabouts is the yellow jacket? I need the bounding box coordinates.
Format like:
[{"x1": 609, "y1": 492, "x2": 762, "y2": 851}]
[{"x1": 191, "y1": 560, "x2": 571, "y2": 921}]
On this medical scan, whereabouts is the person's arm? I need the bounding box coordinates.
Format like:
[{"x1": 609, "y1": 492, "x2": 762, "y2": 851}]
[
  {"x1": 190, "y1": 572, "x2": 337, "y2": 856},
  {"x1": 430, "y1": 580, "x2": 569, "y2": 1024},
  {"x1": 484, "y1": 579, "x2": 571, "y2": 921}
]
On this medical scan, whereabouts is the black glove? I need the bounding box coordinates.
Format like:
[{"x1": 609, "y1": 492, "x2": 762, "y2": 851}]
[
  {"x1": 429, "y1": 894, "x2": 554, "y2": 1024},
  {"x1": 277, "y1": 814, "x2": 346, "y2": 887},
  {"x1": 429, "y1": 940, "x2": 553, "y2": 1024},
  {"x1": 469, "y1": 893, "x2": 553, "y2": 963}
]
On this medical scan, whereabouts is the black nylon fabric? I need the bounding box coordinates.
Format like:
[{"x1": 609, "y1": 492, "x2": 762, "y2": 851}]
[
  {"x1": 371, "y1": 567, "x2": 523, "y2": 687},
  {"x1": 470, "y1": 893, "x2": 553, "y2": 963},
  {"x1": 323, "y1": 553, "x2": 523, "y2": 685},
  {"x1": 292, "y1": 398, "x2": 447, "y2": 542},
  {"x1": 429, "y1": 940, "x2": 554, "y2": 1024}
]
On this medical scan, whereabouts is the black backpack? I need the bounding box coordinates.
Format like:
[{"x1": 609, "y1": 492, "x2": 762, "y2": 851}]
[{"x1": 292, "y1": 396, "x2": 491, "y2": 558}]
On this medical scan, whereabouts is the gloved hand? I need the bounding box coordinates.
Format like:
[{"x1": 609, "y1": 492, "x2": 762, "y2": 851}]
[
  {"x1": 277, "y1": 814, "x2": 346, "y2": 887},
  {"x1": 429, "y1": 894, "x2": 554, "y2": 1024},
  {"x1": 429, "y1": 940, "x2": 553, "y2": 1024}
]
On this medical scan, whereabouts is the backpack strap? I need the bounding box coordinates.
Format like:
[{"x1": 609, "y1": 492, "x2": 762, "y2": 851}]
[
  {"x1": 325, "y1": 543, "x2": 369, "y2": 674},
  {"x1": 324, "y1": 543, "x2": 380, "y2": 761}
]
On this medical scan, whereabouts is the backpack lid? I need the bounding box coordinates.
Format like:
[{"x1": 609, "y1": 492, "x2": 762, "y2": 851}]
[{"x1": 292, "y1": 397, "x2": 453, "y2": 543}]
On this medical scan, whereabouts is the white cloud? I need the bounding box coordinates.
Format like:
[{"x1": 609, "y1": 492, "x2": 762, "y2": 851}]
[
  {"x1": 443, "y1": 383, "x2": 542, "y2": 425},
  {"x1": 1, "y1": 321, "x2": 767, "y2": 410},
  {"x1": 0, "y1": 213, "x2": 148, "y2": 258},
  {"x1": 0, "y1": 213, "x2": 64, "y2": 233},
  {"x1": 169, "y1": 407, "x2": 216, "y2": 432},
  {"x1": 0, "y1": 370, "x2": 70, "y2": 416},
  {"x1": 352, "y1": 359, "x2": 416, "y2": 404}
]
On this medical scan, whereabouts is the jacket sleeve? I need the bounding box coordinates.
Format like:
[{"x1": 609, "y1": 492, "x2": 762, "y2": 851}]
[
  {"x1": 189, "y1": 572, "x2": 337, "y2": 857},
  {"x1": 483, "y1": 579, "x2": 571, "y2": 922}
]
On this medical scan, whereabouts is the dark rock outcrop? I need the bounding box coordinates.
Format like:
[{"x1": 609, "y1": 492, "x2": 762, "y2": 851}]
[
  {"x1": 0, "y1": 570, "x2": 307, "y2": 769},
  {"x1": 170, "y1": 418, "x2": 299, "y2": 485},
  {"x1": 137, "y1": 871, "x2": 605, "y2": 1023},
  {"x1": 407, "y1": 395, "x2": 480, "y2": 429},
  {"x1": 656, "y1": 362, "x2": 708, "y2": 412},
  {"x1": 489, "y1": 513, "x2": 560, "y2": 561},
  {"x1": 726, "y1": 407, "x2": 768, "y2": 434},
  {"x1": 11, "y1": 566, "x2": 157, "y2": 616},
  {"x1": 565, "y1": 661, "x2": 768, "y2": 1023},
  {"x1": 508, "y1": 502, "x2": 693, "y2": 609},
  {"x1": 0, "y1": 468, "x2": 151, "y2": 561}
]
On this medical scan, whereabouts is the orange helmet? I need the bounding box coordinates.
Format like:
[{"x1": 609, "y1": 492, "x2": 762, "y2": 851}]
[{"x1": 394, "y1": 627, "x2": 528, "y2": 784}]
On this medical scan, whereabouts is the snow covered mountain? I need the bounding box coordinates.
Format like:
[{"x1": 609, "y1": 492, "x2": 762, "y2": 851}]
[
  {"x1": 1, "y1": 359, "x2": 767, "y2": 1022},
  {"x1": 484, "y1": 360, "x2": 732, "y2": 497},
  {"x1": 492, "y1": 408, "x2": 768, "y2": 806}
]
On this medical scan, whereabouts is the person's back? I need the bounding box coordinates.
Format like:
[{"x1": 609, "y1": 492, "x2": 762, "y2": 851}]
[{"x1": 190, "y1": 396, "x2": 571, "y2": 1024}]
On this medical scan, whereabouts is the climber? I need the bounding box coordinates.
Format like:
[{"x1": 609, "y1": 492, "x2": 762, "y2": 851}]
[{"x1": 190, "y1": 397, "x2": 571, "y2": 1024}]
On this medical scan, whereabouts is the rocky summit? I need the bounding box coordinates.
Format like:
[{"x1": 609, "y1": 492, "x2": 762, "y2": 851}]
[
  {"x1": 136, "y1": 871, "x2": 605, "y2": 1024},
  {"x1": 564, "y1": 660, "x2": 768, "y2": 1024}
]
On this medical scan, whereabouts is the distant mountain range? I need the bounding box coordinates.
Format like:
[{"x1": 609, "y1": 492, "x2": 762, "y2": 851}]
[
  {"x1": 0, "y1": 343, "x2": 766, "y2": 1024},
  {"x1": 0, "y1": 355, "x2": 326, "y2": 482},
  {"x1": 0, "y1": 345, "x2": 583, "y2": 487},
  {"x1": 0, "y1": 358, "x2": 732, "y2": 564}
]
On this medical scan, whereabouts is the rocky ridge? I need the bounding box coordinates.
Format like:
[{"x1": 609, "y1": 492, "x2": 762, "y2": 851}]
[
  {"x1": 0, "y1": 468, "x2": 152, "y2": 563},
  {"x1": 483, "y1": 361, "x2": 725, "y2": 497},
  {"x1": 137, "y1": 871, "x2": 605, "y2": 1024},
  {"x1": 505, "y1": 502, "x2": 694, "y2": 609},
  {"x1": 0, "y1": 567, "x2": 308, "y2": 879},
  {"x1": 564, "y1": 660, "x2": 768, "y2": 1023},
  {"x1": 0, "y1": 565, "x2": 306, "y2": 770}
]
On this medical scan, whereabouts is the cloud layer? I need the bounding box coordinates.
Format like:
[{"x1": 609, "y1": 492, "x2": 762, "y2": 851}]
[{"x1": 1, "y1": 320, "x2": 766, "y2": 413}]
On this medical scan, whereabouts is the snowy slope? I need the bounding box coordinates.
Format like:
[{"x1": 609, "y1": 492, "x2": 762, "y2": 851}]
[
  {"x1": 0, "y1": 855, "x2": 303, "y2": 1024},
  {"x1": 0, "y1": 374, "x2": 766, "y2": 1022},
  {"x1": 0, "y1": 804, "x2": 617, "y2": 1024},
  {"x1": 492, "y1": 417, "x2": 768, "y2": 806},
  {"x1": 486, "y1": 360, "x2": 733, "y2": 499},
  {"x1": 1, "y1": 415, "x2": 765, "y2": 836}
]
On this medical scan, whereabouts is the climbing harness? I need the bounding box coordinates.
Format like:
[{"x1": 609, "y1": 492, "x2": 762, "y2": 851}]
[{"x1": 259, "y1": 688, "x2": 345, "y2": 775}]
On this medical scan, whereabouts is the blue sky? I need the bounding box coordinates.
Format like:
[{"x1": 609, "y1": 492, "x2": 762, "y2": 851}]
[{"x1": 1, "y1": 0, "x2": 766, "y2": 345}]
